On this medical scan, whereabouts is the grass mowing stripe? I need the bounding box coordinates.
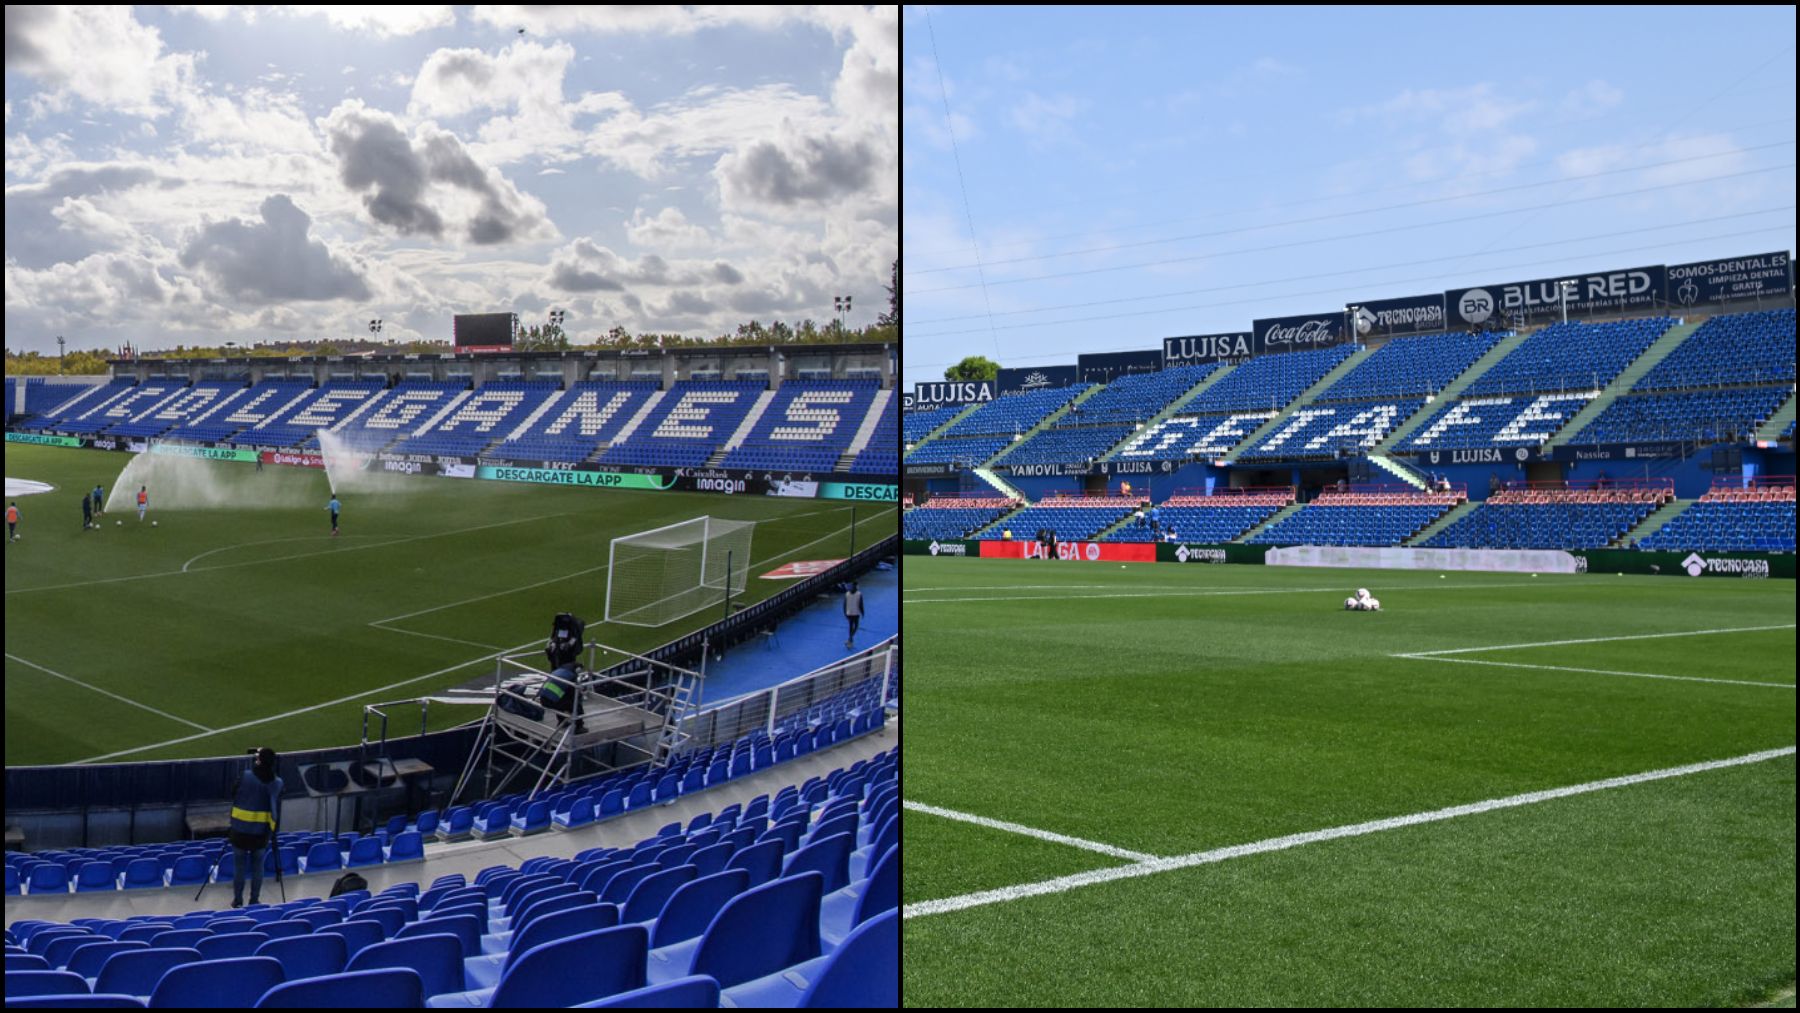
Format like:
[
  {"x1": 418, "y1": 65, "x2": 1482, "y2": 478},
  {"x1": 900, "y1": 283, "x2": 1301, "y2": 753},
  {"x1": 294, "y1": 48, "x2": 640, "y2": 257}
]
[
  {"x1": 75, "y1": 508, "x2": 893, "y2": 764},
  {"x1": 906, "y1": 801, "x2": 1161, "y2": 862},
  {"x1": 904, "y1": 580, "x2": 1575, "y2": 604},
  {"x1": 372, "y1": 505, "x2": 868, "y2": 628},
  {"x1": 1395, "y1": 653, "x2": 1797, "y2": 689},
  {"x1": 6, "y1": 653, "x2": 214, "y2": 733},
  {"x1": 69, "y1": 634, "x2": 545, "y2": 764},
  {"x1": 904, "y1": 745, "x2": 1796, "y2": 920},
  {"x1": 1401, "y1": 623, "x2": 1798, "y2": 655},
  {"x1": 7, "y1": 510, "x2": 575, "y2": 594}
]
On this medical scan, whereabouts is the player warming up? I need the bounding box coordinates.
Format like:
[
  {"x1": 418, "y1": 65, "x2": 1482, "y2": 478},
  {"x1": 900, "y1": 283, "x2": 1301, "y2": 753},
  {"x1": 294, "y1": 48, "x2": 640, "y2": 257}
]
[
  {"x1": 1343, "y1": 587, "x2": 1382, "y2": 611},
  {"x1": 7, "y1": 501, "x2": 18, "y2": 541},
  {"x1": 136, "y1": 486, "x2": 149, "y2": 523},
  {"x1": 327, "y1": 494, "x2": 341, "y2": 536}
]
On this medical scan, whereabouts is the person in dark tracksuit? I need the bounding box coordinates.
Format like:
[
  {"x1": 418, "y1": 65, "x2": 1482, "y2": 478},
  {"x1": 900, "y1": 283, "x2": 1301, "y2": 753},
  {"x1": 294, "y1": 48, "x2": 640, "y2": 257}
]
[
  {"x1": 82, "y1": 493, "x2": 92, "y2": 531},
  {"x1": 229, "y1": 747, "x2": 283, "y2": 908},
  {"x1": 843, "y1": 582, "x2": 864, "y2": 648}
]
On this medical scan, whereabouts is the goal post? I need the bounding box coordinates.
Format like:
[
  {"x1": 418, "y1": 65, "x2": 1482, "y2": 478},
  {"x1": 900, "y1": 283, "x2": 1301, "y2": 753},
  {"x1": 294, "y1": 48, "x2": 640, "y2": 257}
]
[{"x1": 605, "y1": 516, "x2": 756, "y2": 626}]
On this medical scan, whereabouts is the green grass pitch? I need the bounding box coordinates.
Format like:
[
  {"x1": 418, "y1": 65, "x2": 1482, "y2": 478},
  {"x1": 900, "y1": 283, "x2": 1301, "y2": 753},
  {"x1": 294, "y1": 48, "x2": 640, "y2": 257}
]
[
  {"x1": 902, "y1": 557, "x2": 1796, "y2": 1007},
  {"x1": 4, "y1": 443, "x2": 895, "y2": 766}
]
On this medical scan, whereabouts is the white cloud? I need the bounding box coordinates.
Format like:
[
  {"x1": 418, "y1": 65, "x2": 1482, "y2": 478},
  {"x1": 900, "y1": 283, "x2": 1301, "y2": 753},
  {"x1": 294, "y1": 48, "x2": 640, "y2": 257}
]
[
  {"x1": 5, "y1": 6, "x2": 196, "y2": 118},
  {"x1": 626, "y1": 207, "x2": 714, "y2": 252}
]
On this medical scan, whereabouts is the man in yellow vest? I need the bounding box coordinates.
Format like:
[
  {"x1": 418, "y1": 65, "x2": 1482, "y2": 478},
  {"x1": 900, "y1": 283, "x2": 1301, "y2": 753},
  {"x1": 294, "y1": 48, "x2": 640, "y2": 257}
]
[{"x1": 228, "y1": 747, "x2": 284, "y2": 907}]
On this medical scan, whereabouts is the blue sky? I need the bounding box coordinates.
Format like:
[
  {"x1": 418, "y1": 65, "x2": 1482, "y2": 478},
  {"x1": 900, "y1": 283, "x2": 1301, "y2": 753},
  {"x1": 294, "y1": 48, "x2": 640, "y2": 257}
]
[
  {"x1": 902, "y1": 6, "x2": 1797, "y2": 390},
  {"x1": 5, "y1": 6, "x2": 896, "y2": 354}
]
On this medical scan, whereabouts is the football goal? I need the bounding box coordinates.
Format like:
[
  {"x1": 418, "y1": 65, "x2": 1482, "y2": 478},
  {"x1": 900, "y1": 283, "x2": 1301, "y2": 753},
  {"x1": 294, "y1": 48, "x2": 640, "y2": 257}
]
[{"x1": 604, "y1": 516, "x2": 756, "y2": 626}]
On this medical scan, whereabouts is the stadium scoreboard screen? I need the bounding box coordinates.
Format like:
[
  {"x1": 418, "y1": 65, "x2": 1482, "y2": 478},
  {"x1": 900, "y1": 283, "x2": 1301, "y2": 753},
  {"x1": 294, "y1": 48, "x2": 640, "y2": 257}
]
[{"x1": 454, "y1": 312, "x2": 518, "y2": 352}]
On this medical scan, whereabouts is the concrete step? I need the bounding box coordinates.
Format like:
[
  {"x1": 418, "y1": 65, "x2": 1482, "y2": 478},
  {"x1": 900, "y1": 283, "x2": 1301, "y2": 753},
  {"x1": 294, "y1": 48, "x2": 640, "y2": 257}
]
[
  {"x1": 1614, "y1": 497, "x2": 1693, "y2": 548},
  {"x1": 970, "y1": 467, "x2": 1027, "y2": 502},
  {"x1": 1377, "y1": 328, "x2": 1535, "y2": 452},
  {"x1": 1405, "y1": 499, "x2": 1480, "y2": 546},
  {"x1": 1100, "y1": 362, "x2": 1241, "y2": 461},
  {"x1": 1754, "y1": 390, "x2": 1796, "y2": 441},
  {"x1": 1369, "y1": 453, "x2": 1431, "y2": 491},
  {"x1": 985, "y1": 384, "x2": 1106, "y2": 468},
  {"x1": 1234, "y1": 501, "x2": 1304, "y2": 543},
  {"x1": 1223, "y1": 346, "x2": 1378, "y2": 461},
  {"x1": 1544, "y1": 319, "x2": 1702, "y2": 450},
  {"x1": 905, "y1": 400, "x2": 983, "y2": 453}
]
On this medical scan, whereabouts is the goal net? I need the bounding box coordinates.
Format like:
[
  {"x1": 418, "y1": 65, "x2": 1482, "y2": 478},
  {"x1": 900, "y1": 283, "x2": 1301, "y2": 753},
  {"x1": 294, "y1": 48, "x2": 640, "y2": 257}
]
[{"x1": 605, "y1": 516, "x2": 756, "y2": 627}]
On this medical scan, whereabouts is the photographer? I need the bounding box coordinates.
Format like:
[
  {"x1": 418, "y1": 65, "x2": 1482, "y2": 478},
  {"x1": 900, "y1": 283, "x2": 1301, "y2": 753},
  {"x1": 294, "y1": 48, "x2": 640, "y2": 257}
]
[{"x1": 228, "y1": 747, "x2": 283, "y2": 908}]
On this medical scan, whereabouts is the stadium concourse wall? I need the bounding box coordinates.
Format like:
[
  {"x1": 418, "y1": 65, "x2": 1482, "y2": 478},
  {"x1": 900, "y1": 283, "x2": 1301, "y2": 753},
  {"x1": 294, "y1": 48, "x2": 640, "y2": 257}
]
[
  {"x1": 3, "y1": 536, "x2": 900, "y2": 850},
  {"x1": 902, "y1": 538, "x2": 1791, "y2": 578},
  {"x1": 4, "y1": 432, "x2": 898, "y2": 502}
]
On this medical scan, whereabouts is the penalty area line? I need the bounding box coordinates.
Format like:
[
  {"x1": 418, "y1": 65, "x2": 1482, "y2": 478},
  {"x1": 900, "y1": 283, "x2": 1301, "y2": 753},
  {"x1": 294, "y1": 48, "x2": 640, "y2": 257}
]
[
  {"x1": 904, "y1": 746, "x2": 1798, "y2": 920},
  {"x1": 905, "y1": 801, "x2": 1160, "y2": 863},
  {"x1": 1397, "y1": 623, "x2": 1797, "y2": 656},
  {"x1": 5, "y1": 653, "x2": 214, "y2": 733},
  {"x1": 1394, "y1": 654, "x2": 1795, "y2": 689}
]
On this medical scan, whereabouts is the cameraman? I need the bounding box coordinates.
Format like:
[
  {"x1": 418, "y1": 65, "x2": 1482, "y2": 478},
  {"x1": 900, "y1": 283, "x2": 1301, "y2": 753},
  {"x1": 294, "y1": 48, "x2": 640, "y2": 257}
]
[{"x1": 228, "y1": 747, "x2": 283, "y2": 908}]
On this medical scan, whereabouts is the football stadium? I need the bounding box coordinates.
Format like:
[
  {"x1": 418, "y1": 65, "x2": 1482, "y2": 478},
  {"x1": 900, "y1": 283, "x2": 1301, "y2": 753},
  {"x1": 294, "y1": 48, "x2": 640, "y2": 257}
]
[
  {"x1": 4, "y1": 6, "x2": 900, "y2": 1007},
  {"x1": 5, "y1": 340, "x2": 900, "y2": 1006},
  {"x1": 902, "y1": 287, "x2": 1797, "y2": 1004},
  {"x1": 901, "y1": 7, "x2": 1794, "y2": 1005}
]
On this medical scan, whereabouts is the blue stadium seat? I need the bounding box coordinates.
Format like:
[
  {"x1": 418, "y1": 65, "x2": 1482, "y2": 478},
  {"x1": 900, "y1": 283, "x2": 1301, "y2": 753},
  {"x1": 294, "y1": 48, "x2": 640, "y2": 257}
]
[
  {"x1": 254, "y1": 967, "x2": 423, "y2": 1009},
  {"x1": 345, "y1": 933, "x2": 463, "y2": 1000},
  {"x1": 644, "y1": 870, "x2": 752, "y2": 948},
  {"x1": 574, "y1": 975, "x2": 721, "y2": 1008},
  {"x1": 2, "y1": 997, "x2": 148, "y2": 1009},
  {"x1": 92, "y1": 948, "x2": 203, "y2": 997},
  {"x1": 62, "y1": 943, "x2": 145, "y2": 982},
  {"x1": 720, "y1": 907, "x2": 898, "y2": 1008},
  {"x1": 146, "y1": 955, "x2": 282, "y2": 1008},
  {"x1": 426, "y1": 925, "x2": 649, "y2": 1009},
  {"x1": 4, "y1": 970, "x2": 90, "y2": 997},
  {"x1": 253, "y1": 934, "x2": 347, "y2": 982},
  {"x1": 646, "y1": 871, "x2": 823, "y2": 988},
  {"x1": 195, "y1": 932, "x2": 270, "y2": 960}
]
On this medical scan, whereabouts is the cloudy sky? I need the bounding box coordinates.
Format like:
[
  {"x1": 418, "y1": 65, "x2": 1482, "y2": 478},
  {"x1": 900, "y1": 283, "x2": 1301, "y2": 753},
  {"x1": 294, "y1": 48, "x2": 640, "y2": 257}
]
[
  {"x1": 5, "y1": 5, "x2": 896, "y2": 355},
  {"x1": 904, "y1": 6, "x2": 1796, "y2": 391}
]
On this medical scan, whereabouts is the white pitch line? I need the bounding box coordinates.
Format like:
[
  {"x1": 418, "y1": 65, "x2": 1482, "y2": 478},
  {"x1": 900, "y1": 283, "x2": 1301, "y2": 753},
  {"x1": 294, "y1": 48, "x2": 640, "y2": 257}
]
[
  {"x1": 904, "y1": 581, "x2": 1567, "y2": 604},
  {"x1": 76, "y1": 506, "x2": 898, "y2": 764},
  {"x1": 1398, "y1": 623, "x2": 1797, "y2": 656},
  {"x1": 906, "y1": 801, "x2": 1159, "y2": 862},
  {"x1": 904, "y1": 746, "x2": 1799, "y2": 920},
  {"x1": 369, "y1": 625, "x2": 506, "y2": 651},
  {"x1": 368, "y1": 505, "x2": 883, "y2": 628},
  {"x1": 69, "y1": 634, "x2": 547, "y2": 764},
  {"x1": 6, "y1": 653, "x2": 214, "y2": 733},
  {"x1": 8, "y1": 511, "x2": 576, "y2": 595},
  {"x1": 1394, "y1": 654, "x2": 1796, "y2": 689}
]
